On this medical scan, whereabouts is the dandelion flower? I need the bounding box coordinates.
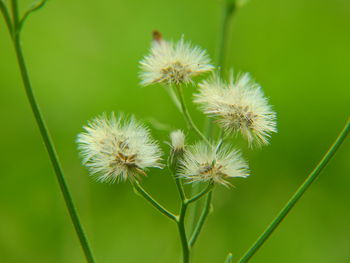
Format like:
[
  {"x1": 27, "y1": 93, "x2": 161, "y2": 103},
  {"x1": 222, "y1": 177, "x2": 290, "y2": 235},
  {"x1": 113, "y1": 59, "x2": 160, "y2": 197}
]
[
  {"x1": 195, "y1": 72, "x2": 277, "y2": 146},
  {"x1": 139, "y1": 33, "x2": 214, "y2": 86},
  {"x1": 179, "y1": 142, "x2": 249, "y2": 187},
  {"x1": 77, "y1": 113, "x2": 163, "y2": 183},
  {"x1": 170, "y1": 130, "x2": 186, "y2": 152}
]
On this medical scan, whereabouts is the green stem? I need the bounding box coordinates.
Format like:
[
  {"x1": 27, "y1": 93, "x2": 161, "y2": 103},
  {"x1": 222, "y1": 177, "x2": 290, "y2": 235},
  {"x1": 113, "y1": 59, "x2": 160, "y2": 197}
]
[
  {"x1": 10, "y1": 0, "x2": 18, "y2": 26},
  {"x1": 166, "y1": 85, "x2": 182, "y2": 113},
  {"x1": 225, "y1": 253, "x2": 233, "y2": 263},
  {"x1": 18, "y1": 0, "x2": 47, "y2": 31},
  {"x1": 189, "y1": 191, "x2": 213, "y2": 247},
  {"x1": 216, "y1": 0, "x2": 237, "y2": 72},
  {"x1": 177, "y1": 202, "x2": 190, "y2": 263},
  {"x1": 175, "y1": 85, "x2": 211, "y2": 145},
  {"x1": 0, "y1": 1, "x2": 13, "y2": 37},
  {"x1": 237, "y1": 118, "x2": 350, "y2": 263},
  {"x1": 186, "y1": 182, "x2": 214, "y2": 205},
  {"x1": 2, "y1": 2, "x2": 96, "y2": 262},
  {"x1": 133, "y1": 180, "x2": 177, "y2": 221},
  {"x1": 175, "y1": 177, "x2": 186, "y2": 201}
]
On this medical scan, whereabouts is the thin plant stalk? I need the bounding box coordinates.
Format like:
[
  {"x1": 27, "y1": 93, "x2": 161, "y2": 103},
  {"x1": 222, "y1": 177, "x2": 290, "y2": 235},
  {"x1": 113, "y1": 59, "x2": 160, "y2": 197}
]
[
  {"x1": 174, "y1": 176, "x2": 187, "y2": 201},
  {"x1": 237, "y1": 118, "x2": 350, "y2": 263},
  {"x1": 177, "y1": 202, "x2": 190, "y2": 263},
  {"x1": 186, "y1": 182, "x2": 214, "y2": 205},
  {"x1": 0, "y1": 1, "x2": 13, "y2": 36},
  {"x1": 216, "y1": 0, "x2": 237, "y2": 73},
  {"x1": 189, "y1": 191, "x2": 213, "y2": 247},
  {"x1": 175, "y1": 84, "x2": 211, "y2": 145},
  {"x1": 1, "y1": 1, "x2": 96, "y2": 262},
  {"x1": 225, "y1": 253, "x2": 233, "y2": 263},
  {"x1": 133, "y1": 180, "x2": 177, "y2": 221}
]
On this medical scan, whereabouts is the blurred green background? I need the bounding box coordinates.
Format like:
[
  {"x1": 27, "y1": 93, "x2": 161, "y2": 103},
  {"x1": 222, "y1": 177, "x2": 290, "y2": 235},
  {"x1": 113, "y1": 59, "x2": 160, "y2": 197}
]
[{"x1": 1, "y1": 0, "x2": 349, "y2": 262}]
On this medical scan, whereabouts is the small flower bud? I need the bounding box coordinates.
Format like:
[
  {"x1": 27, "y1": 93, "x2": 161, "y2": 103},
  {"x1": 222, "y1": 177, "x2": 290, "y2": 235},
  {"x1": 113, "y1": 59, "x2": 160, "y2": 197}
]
[
  {"x1": 169, "y1": 130, "x2": 186, "y2": 171},
  {"x1": 170, "y1": 130, "x2": 186, "y2": 152}
]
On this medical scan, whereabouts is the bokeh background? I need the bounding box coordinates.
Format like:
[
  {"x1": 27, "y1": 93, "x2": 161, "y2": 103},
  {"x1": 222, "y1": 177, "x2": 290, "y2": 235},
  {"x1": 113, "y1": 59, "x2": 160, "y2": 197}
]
[{"x1": 1, "y1": 0, "x2": 349, "y2": 262}]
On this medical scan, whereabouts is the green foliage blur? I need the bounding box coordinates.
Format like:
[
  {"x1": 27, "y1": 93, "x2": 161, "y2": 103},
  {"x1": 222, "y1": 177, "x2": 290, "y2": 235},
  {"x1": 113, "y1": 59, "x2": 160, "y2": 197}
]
[{"x1": 0, "y1": 0, "x2": 349, "y2": 262}]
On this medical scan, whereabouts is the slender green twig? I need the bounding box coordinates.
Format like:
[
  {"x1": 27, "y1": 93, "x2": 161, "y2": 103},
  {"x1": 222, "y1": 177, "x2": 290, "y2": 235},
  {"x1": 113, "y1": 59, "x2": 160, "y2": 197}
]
[
  {"x1": 225, "y1": 253, "x2": 233, "y2": 263},
  {"x1": 0, "y1": 1, "x2": 13, "y2": 37},
  {"x1": 133, "y1": 180, "x2": 177, "y2": 221},
  {"x1": 216, "y1": 0, "x2": 237, "y2": 72},
  {"x1": 186, "y1": 182, "x2": 214, "y2": 205},
  {"x1": 237, "y1": 118, "x2": 350, "y2": 263},
  {"x1": 10, "y1": 0, "x2": 19, "y2": 29},
  {"x1": 18, "y1": 0, "x2": 48, "y2": 31},
  {"x1": 175, "y1": 177, "x2": 187, "y2": 201},
  {"x1": 1, "y1": 2, "x2": 96, "y2": 262},
  {"x1": 166, "y1": 85, "x2": 183, "y2": 113},
  {"x1": 175, "y1": 85, "x2": 211, "y2": 145},
  {"x1": 189, "y1": 191, "x2": 213, "y2": 247}
]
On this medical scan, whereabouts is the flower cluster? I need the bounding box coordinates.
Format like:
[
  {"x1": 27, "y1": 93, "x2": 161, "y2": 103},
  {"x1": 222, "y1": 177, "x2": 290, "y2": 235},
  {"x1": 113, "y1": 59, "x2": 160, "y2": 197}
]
[{"x1": 77, "y1": 33, "x2": 277, "y2": 187}]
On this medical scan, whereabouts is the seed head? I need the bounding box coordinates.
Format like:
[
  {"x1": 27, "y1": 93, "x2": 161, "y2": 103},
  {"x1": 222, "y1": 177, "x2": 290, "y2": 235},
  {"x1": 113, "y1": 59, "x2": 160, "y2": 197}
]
[
  {"x1": 179, "y1": 142, "x2": 249, "y2": 187},
  {"x1": 195, "y1": 72, "x2": 277, "y2": 147},
  {"x1": 77, "y1": 113, "x2": 163, "y2": 183},
  {"x1": 139, "y1": 35, "x2": 214, "y2": 86}
]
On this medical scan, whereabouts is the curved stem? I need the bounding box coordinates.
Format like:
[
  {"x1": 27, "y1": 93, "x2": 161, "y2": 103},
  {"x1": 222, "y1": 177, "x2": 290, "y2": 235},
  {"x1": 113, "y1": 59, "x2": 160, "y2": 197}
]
[
  {"x1": 186, "y1": 182, "x2": 214, "y2": 205},
  {"x1": 133, "y1": 180, "x2": 177, "y2": 221},
  {"x1": 18, "y1": 0, "x2": 48, "y2": 31},
  {"x1": 189, "y1": 191, "x2": 213, "y2": 247},
  {"x1": 0, "y1": 1, "x2": 13, "y2": 37},
  {"x1": 237, "y1": 118, "x2": 350, "y2": 263},
  {"x1": 2, "y1": 2, "x2": 96, "y2": 262},
  {"x1": 175, "y1": 85, "x2": 211, "y2": 145}
]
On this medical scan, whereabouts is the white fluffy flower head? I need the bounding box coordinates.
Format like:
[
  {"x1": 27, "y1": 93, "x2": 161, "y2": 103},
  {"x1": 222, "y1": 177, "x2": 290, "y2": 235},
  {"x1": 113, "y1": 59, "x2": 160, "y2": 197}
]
[
  {"x1": 179, "y1": 142, "x2": 249, "y2": 187},
  {"x1": 139, "y1": 33, "x2": 214, "y2": 86},
  {"x1": 77, "y1": 113, "x2": 163, "y2": 183},
  {"x1": 195, "y1": 72, "x2": 277, "y2": 146}
]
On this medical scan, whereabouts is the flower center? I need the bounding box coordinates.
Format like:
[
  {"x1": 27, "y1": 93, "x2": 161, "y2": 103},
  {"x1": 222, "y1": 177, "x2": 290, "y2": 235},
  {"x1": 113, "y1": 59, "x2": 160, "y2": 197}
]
[
  {"x1": 161, "y1": 61, "x2": 191, "y2": 84},
  {"x1": 115, "y1": 151, "x2": 137, "y2": 167},
  {"x1": 199, "y1": 162, "x2": 227, "y2": 179},
  {"x1": 227, "y1": 105, "x2": 257, "y2": 128}
]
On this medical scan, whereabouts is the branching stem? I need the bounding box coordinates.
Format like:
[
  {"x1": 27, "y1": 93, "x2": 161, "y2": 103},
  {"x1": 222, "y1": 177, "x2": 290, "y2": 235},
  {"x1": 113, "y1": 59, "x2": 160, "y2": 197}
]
[{"x1": 186, "y1": 182, "x2": 214, "y2": 205}]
